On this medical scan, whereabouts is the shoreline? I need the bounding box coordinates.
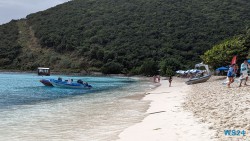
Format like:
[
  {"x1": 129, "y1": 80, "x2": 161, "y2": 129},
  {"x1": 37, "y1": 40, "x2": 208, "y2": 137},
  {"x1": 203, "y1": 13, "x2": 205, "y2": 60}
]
[
  {"x1": 117, "y1": 78, "x2": 216, "y2": 141},
  {"x1": 122, "y1": 82, "x2": 161, "y2": 101},
  {"x1": 0, "y1": 69, "x2": 102, "y2": 76},
  {"x1": 0, "y1": 69, "x2": 148, "y2": 77}
]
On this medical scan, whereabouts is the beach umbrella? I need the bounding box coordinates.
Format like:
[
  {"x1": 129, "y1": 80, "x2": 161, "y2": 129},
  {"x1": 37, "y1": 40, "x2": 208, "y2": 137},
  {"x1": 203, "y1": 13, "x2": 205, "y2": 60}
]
[
  {"x1": 180, "y1": 71, "x2": 185, "y2": 74},
  {"x1": 190, "y1": 69, "x2": 199, "y2": 73},
  {"x1": 216, "y1": 67, "x2": 229, "y2": 71},
  {"x1": 176, "y1": 70, "x2": 185, "y2": 74},
  {"x1": 185, "y1": 70, "x2": 190, "y2": 73},
  {"x1": 194, "y1": 69, "x2": 201, "y2": 73},
  {"x1": 190, "y1": 69, "x2": 195, "y2": 73}
]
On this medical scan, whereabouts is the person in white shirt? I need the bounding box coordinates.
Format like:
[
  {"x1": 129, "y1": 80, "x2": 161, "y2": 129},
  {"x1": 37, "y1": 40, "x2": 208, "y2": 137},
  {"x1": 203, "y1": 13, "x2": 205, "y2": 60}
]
[{"x1": 239, "y1": 60, "x2": 250, "y2": 87}]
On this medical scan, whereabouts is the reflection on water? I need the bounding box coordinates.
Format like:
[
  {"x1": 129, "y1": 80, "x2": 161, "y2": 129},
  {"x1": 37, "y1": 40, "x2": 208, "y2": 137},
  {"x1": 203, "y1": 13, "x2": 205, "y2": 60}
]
[{"x1": 0, "y1": 73, "x2": 154, "y2": 141}]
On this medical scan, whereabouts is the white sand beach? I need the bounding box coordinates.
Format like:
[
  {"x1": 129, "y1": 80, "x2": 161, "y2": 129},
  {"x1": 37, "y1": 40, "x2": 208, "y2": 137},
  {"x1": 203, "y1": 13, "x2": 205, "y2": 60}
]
[
  {"x1": 184, "y1": 76, "x2": 250, "y2": 141},
  {"x1": 117, "y1": 78, "x2": 216, "y2": 141}
]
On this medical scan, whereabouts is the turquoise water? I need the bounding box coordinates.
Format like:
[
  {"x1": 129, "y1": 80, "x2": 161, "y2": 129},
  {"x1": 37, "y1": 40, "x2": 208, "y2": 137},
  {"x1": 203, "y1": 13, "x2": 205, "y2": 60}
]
[
  {"x1": 0, "y1": 73, "x2": 135, "y2": 108},
  {"x1": 0, "y1": 73, "x2": 154, "y2": 141}
]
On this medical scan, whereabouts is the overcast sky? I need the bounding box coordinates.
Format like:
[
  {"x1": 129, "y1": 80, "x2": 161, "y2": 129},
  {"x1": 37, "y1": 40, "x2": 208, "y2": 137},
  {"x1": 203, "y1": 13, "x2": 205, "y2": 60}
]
[{"x1": 0, "y1": 0, "x2": 70, "y2": 25}]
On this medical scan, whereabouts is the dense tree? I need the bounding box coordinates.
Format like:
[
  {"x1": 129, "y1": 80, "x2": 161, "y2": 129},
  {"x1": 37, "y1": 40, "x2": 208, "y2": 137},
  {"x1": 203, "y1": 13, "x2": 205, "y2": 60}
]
[
  {"x1": 160, "y1": 58, "x2": 182, "y2": 76},
  {"x1": 1, "y1": 0, "x2": 250, "y2": 74},
  {"x1": 202, "y1": 35, "x2": 250, "y2": 68},
  {"x1": 0, "y1": 20, "x2": 21, "y2": 68},
  {"x1": 101, "y1": 61, "x2": 123, "y2": 74},
  {"x1": 140, "y1": 59, "x2": 159, "y2": 76}
]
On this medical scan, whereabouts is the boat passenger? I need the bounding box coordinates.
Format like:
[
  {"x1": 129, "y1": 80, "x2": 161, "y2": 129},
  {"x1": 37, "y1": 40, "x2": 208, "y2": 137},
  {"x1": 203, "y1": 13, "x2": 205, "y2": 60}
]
[
  {"x1": 58, "y1": 77, "x2": 62, "y2": 81},
  {"x1": 68, "y1": 79, "x2": 72, "y2": 84},
  {"x1": 77, "y1": 79, "x2": 83, "y2": 84}
]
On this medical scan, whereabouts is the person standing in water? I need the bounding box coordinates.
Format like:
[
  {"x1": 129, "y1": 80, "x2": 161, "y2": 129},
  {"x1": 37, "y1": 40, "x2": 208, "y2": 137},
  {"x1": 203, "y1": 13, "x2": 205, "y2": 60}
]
[{"x1": 169, "y1": 76, "x2": 173, "y2": 87}]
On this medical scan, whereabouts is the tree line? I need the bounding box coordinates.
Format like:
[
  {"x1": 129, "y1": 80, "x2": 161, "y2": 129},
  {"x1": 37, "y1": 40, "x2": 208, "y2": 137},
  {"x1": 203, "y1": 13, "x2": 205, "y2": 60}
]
[{"x1": 1, "y1": 0, "x2": 250, "y2": 75}]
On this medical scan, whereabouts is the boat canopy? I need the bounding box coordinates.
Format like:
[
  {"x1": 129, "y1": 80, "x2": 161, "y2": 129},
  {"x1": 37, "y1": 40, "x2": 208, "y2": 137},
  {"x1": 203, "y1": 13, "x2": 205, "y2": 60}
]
[
  {"x1": 216, "y1": 66, "x2": 229, "y2": 71},
  {"x1": 195, "y1": 63, "x2": 210, "y2": 75},
  {"x1": 176, "y1": 69, "x2": 204, "y2": 74},
  {"x1": 38, "y1": 67, "x2": 50, "y2": 76},
  {"x1": 38, "y1": 67, "x2": 50, "y2": 70}
]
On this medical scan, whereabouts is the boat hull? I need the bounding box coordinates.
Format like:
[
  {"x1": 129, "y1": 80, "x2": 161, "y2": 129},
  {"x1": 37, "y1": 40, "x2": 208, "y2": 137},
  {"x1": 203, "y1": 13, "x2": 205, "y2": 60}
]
[
  {"x1": 185, "y1": 75, "x2": 211, "y2": 85},
  {"x1": 40, "y1": 79, "x2": 92, "y2": 89},
  {"x1": 50, "y1": 80, "x2": 92, "y2": 89},
  {"x1": 40, "y1": 79, "x2": 53, "y2": 86}
]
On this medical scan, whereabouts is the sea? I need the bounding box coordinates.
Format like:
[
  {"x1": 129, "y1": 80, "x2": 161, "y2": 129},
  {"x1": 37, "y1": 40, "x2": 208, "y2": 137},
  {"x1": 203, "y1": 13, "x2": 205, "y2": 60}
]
[{"x1": 0, "y1": 73, "x2": 155, "y2": 141}]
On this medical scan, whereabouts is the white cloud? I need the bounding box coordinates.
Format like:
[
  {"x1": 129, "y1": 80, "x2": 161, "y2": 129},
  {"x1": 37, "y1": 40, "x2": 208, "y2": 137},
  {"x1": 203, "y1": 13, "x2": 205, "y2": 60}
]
[{"x1": 0, "y1": 0, "x2": 70, "y2": 25}]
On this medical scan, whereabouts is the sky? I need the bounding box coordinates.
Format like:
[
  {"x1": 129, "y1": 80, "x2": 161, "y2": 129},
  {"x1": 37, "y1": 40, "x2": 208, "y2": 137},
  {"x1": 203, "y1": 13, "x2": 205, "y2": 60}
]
[{"x1": 0, "y1": 0, "x2": 70, "y2": 25}]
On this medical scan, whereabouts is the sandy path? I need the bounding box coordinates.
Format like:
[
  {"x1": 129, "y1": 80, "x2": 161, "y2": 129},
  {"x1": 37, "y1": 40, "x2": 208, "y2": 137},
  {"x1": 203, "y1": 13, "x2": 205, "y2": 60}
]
[{"x1": 117, "y1": 79, "x2": 216, "y2": 141}]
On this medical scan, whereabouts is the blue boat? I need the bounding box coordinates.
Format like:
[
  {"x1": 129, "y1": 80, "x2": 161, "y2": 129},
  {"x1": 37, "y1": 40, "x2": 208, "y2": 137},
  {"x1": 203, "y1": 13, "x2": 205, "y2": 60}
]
[{"x1": 40, "y1": 79, "x2": 92, "y2": 89}]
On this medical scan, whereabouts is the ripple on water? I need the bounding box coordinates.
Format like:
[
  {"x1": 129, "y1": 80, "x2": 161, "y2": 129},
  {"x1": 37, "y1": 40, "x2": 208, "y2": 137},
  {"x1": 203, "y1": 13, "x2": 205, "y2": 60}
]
[{"x1": 0, "y1": 73, "x2": 153, "y2": 141}]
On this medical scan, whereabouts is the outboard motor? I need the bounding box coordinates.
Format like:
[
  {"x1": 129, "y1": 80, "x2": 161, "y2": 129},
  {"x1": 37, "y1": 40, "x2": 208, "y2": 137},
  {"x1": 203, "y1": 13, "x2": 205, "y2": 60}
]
[
  {"x1": 58, "y1": 77, "x2": 62, "y2": 81},
  {"x1": 87, "y1": 84, "x2": 92, "y2": 88},
  {"x1": 77, "y1": 79, "x2": 83, "y2": 84},
  {"x1": 83, "y1": 82, "x2": 92, "y2": 88}
]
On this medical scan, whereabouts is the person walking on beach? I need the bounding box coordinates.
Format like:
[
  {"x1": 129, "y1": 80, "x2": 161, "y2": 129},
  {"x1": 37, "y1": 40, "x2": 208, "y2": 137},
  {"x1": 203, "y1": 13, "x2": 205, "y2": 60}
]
[
  {"x1": 239, "y1": 60, "x2": 250, "y2": 87},
  {"x1": 153, "y1": 75, "x2": 156, "y2": 83},
  {"x1": 157, "y1": 75, "x2": 160, "y2": 83},
  {"x1": 227, "y1": 64, "x2": 235, "y2": 88},
  {"x1": 169, "y1": 76, "x2": 173, "y2": 87}
]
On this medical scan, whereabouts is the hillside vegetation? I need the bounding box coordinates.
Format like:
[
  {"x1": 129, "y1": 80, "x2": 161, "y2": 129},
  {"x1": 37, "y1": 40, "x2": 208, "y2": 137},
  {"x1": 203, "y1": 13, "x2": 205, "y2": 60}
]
[
  {"x1": 1, "y1": 0, "x2": 250, "y2": 75},
  {"x1": 202, "y1": 30, "x2": 250, "y2": 68},
  {"x1": 0, "y1": 21, "x2": 21, "y2": 68}
]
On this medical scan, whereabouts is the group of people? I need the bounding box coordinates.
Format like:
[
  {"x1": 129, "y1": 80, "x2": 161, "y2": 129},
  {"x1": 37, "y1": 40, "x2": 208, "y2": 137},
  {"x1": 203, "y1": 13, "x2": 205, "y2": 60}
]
[
  {"x1": 57, "y1": 77, "x2": 87, "y2": 85},
  {"x1": 153, "y1": 75, "x2": 173, "y2": 87},
  {"x1": 153, "y1": 75, "x2": 161, "y2": 83},
  {"x1": 227, "y1": 60, "x2": 250, "y2": 88}
]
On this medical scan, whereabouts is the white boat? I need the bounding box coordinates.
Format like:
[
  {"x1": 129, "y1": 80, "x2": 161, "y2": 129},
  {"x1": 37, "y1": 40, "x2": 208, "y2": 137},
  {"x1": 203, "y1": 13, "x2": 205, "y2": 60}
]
[{"x1": 185, "y1": 63, "x2": 211, "y2": 85}]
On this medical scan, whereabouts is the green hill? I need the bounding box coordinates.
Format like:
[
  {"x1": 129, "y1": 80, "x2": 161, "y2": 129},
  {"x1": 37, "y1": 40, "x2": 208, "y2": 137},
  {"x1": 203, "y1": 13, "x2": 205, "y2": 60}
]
[
  {"x1": 1, "y1": 0, "x2": 250, "y2": 74},
  {"x1": 202, "y1": 29, "x2": 250, "y2": 69}
]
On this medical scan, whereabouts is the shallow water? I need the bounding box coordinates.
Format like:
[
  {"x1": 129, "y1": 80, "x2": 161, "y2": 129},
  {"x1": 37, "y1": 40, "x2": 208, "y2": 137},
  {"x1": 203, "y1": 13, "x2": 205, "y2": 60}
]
[{"x1": 0, "y1": 73, "x2": 154, "y2": 141}]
